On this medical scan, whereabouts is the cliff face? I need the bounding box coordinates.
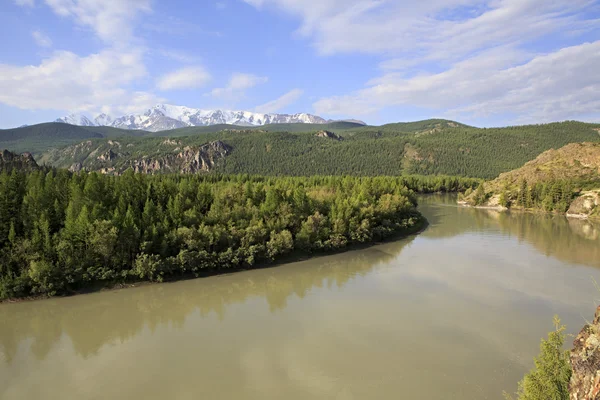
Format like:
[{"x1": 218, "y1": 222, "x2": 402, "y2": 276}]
[
  {"x1": 44, "y1": 140, "x2": 232, "y2": 175},
  {"x1": 570, "y1": 306, "x2": 600, "y2": 400},
  {"x1": 0, "y1": 149, "x2": 39, "y2": 172},
  {"x1": 129, "y1": 141, "x2": 231, "y2": 174}
]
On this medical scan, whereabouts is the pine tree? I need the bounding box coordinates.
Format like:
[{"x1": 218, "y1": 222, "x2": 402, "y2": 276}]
[{"x1": 504, "y1": 316, "x2": 571, "y2": 400}]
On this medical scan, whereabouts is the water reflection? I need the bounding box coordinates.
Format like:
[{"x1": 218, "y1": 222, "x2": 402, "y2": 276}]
[
  {"x1": 1, "y1": 196, "x2": 599, "y2": 400},
  {"x1": 420, "y1": 194, "x2": 600, "y2": 268},
  {"x1": 0, "y1": 238, "x2": 414, "y2": 364}
]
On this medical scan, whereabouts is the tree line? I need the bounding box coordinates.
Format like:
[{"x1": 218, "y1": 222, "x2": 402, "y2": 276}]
[
  {"x1": 0, "y1": 168, "x2": 478, "y2": 299},
  {"x1": 40, "y1": 121, "x2": 600, "y2": 180}
]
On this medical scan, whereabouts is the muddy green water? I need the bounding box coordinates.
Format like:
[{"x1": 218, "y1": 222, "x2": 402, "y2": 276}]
[{"x1": 1, "y1": 195, "x2": 599, "y2": 400}]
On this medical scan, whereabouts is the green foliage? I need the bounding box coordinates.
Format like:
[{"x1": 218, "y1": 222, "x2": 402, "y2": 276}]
[
  {"x1": 0, "y1": 170, "x2": 478, "y2": 299},
  {"x1": 10, "y1": 120, "x2": 600, "y2": 178},
  {"x1": 504, "y1": 316, "x2": 572, "y2": 400},
  {"x1": 472, "y1": 183, "x2": 487, "y2": 206}
]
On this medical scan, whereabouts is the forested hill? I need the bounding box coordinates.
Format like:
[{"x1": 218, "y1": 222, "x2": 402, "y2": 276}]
[
  {"x1": 37, "y1": 120, "x2": 600, "y2": 179},
  {"x1": 0, "y1": 121, "x2": 366, "y2": 154},
  {"x1": 461, "y1": 142, "x2": 600, "y2": 217},
  {"x1": 0, "y1": 171, "x2": 479, "y2": 300}
]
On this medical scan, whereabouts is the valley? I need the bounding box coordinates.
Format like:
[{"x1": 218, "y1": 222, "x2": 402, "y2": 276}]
[{"x1": 1, "y1": 117, "x2": 600, "y2": 400}]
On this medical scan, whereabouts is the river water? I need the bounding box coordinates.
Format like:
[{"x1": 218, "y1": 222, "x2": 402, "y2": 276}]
[{"x1": 1, "y1": 194, "x2": 599, "y2": 399}]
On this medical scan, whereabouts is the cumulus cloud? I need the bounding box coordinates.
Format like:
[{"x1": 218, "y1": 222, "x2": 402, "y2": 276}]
[
  {"x1": 314, "y1": 41, "x2": 600, "y2": 123},
  {"x1": 211, "y1": 73, "x2": 268, "y2": 99},
  {"x1": 244, "y1": 0, "x2": 596, "y2": 59},
  {"x1": 0, "y1": 49, "x2": 162, "y2": 114},
  {"x1": 44, "y1": 0, "x2": 151, "y2": 44},
  {"x1": 254, "y1": 89, "x2": 304, "y2": 113},
  {"x1": 156, "y1": 66, "x2": 212, "y2": 91},
  {"x1": 31, "y1": 30, "x2": 52, "y2": 48},
  {"x1": 246, "y1": 0, "x2": 600, "y2": 123}
]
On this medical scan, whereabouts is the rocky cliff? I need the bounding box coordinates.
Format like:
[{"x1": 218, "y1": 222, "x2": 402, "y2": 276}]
[
  {"x1": 0, "y1": 149, "x2": 39, "y2": 172},
  {"x1": 129, "y1": 141, "x2": 231, "y2": 175},
  {"x1": 570, "y1": 306, "x2": 600, "y2": 400}
]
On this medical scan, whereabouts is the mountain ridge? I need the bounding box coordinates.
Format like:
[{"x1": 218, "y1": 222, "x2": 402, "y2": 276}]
[{"x1": 55, "y1": 104, "x2": 364, "y2": 132}]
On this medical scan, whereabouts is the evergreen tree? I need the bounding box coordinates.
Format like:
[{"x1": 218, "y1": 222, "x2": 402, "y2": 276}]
[{"x1": 504, "y1": 316, "x2": 571, "y2": 400}]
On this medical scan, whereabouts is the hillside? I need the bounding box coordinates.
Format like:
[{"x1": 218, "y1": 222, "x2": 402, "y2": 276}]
[
  {"x1": 0, "y1": 123, "x2": 124, "y2": 154},
  {"x1": 461, "y1": 142, "x2": 600, "y2": 217},
  {"x1": 36, "y1": 120, "x2": 600, "y2": 179},
  {"x1": 1, "y1": 121, "x2": 366, "y2": 155}
]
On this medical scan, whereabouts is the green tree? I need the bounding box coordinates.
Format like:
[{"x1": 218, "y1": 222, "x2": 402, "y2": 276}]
[
  {"x1": 505, "y1": 316, "x2": 572, "y2": 400},
  {"x1": 473, "y1": 183, "x2": 486, "y2": 206}
]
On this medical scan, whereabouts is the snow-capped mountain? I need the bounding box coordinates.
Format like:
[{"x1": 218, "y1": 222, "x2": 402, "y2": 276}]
[
  {"x1": 56, "y1": 114, "x2": 96, "y2": 127},
  {"x1": 55, "y1": 104, "x2": 331, "y2": 132},
  {"x1": 94, "y1": 113, "x2": 113, "y2": 126}
]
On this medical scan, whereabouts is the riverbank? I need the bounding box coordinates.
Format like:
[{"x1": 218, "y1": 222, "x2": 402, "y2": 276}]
[
  {"x1": 1, "y1": 215, "x2": 428, "y2": 303},
  {"x1": 3, "y1": 194, "x2": 599, "y2": 400},
  {"x1": 458, "y1": 200, "x2": 600, "y2": 221}
]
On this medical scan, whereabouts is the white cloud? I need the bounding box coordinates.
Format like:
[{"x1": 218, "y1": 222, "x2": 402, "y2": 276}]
[
  {"x1": 211, "y1": 73, "x2": 268, "y2": 99},
  {"x1": 244, "y1": 0, "x2": 596, "y2": 60},
  {"x1": 31, "y1": 30, "x2": 52, "y2": 48},
  {"x1": 0, "y1": 49, "x2": 162, "y2": 114},
  {"x1": 254, "y1": 89, "x2": 304, "y2": 113},
  {"x1": 14, "y1": 0, "x2": 35, "y2": 6},
  {"x1": 314, "y1": 41, "x2": 600, "y2": 123},
  {"x1": 156, "y1": 66, "x2": 212, "y2": 91},
  {"x1": 44, "y1": 0, "x2": 151, "y2": 44},
  {"x1": 246, "y1": 0, "x2": 600, "y2": 123}
]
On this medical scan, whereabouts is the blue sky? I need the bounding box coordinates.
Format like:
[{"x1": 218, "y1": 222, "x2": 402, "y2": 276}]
[{"x1": 1, "y1": 0, "x2": 599, "y2": 128}]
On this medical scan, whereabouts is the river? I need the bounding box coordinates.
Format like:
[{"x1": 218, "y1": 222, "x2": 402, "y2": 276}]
[{"x1": 1, "y1": 194, "x2": 599, "y2": 399}]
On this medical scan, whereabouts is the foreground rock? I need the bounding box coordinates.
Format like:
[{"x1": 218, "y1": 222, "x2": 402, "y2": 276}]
[{"x1": 570, "y1": 306, "x2": 600, "y2": 400}]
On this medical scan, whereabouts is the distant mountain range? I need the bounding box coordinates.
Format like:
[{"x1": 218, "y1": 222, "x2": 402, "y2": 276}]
[{"x1": 55, "y1": 104, "x2": 365, "y2": 132}]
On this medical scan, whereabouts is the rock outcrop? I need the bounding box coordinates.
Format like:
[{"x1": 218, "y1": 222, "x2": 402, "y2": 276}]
[
  {"x1": 567, "y1": 190, "x2": 600, "y2": 219},
  {"x1": 570, "y1": 306, "x2": 600, "y2": 400},
  {"x1": 316, "y1": 130, "x2": 342, "y2": 140},
  {"x1": 43, "y1": 139, "x2": 232, "y2": 175},
  {"x1": 0, "y1": 149, "x2": 39, "y2": 172},
  {"x1": 130, "y1": 141, "x2": 231, "y2": 175}
]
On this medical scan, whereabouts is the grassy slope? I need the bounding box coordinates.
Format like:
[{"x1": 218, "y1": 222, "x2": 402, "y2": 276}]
[
  {"x1": 474, "y1": 142, "x2": 600, "y2": 196},
  {"x1": 462, "y1": 142, "x2": 600, "y2": 215}
]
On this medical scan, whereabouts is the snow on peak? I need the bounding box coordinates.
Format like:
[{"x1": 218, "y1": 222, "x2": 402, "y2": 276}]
[
  {"x1": 55, "y1": 104, "x2": 331, "y2": 132},
  {"x1": 56, "y1": 113, "x2": 95, "y2": 126}
]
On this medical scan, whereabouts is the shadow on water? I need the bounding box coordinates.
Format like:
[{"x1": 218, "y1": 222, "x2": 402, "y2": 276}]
[
  {"x1": 419, "y1": 194, "x2": 600, "y2": 269},
  {"x1": 0, "y1": 236, "x2": 416, "y2": 364}
]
